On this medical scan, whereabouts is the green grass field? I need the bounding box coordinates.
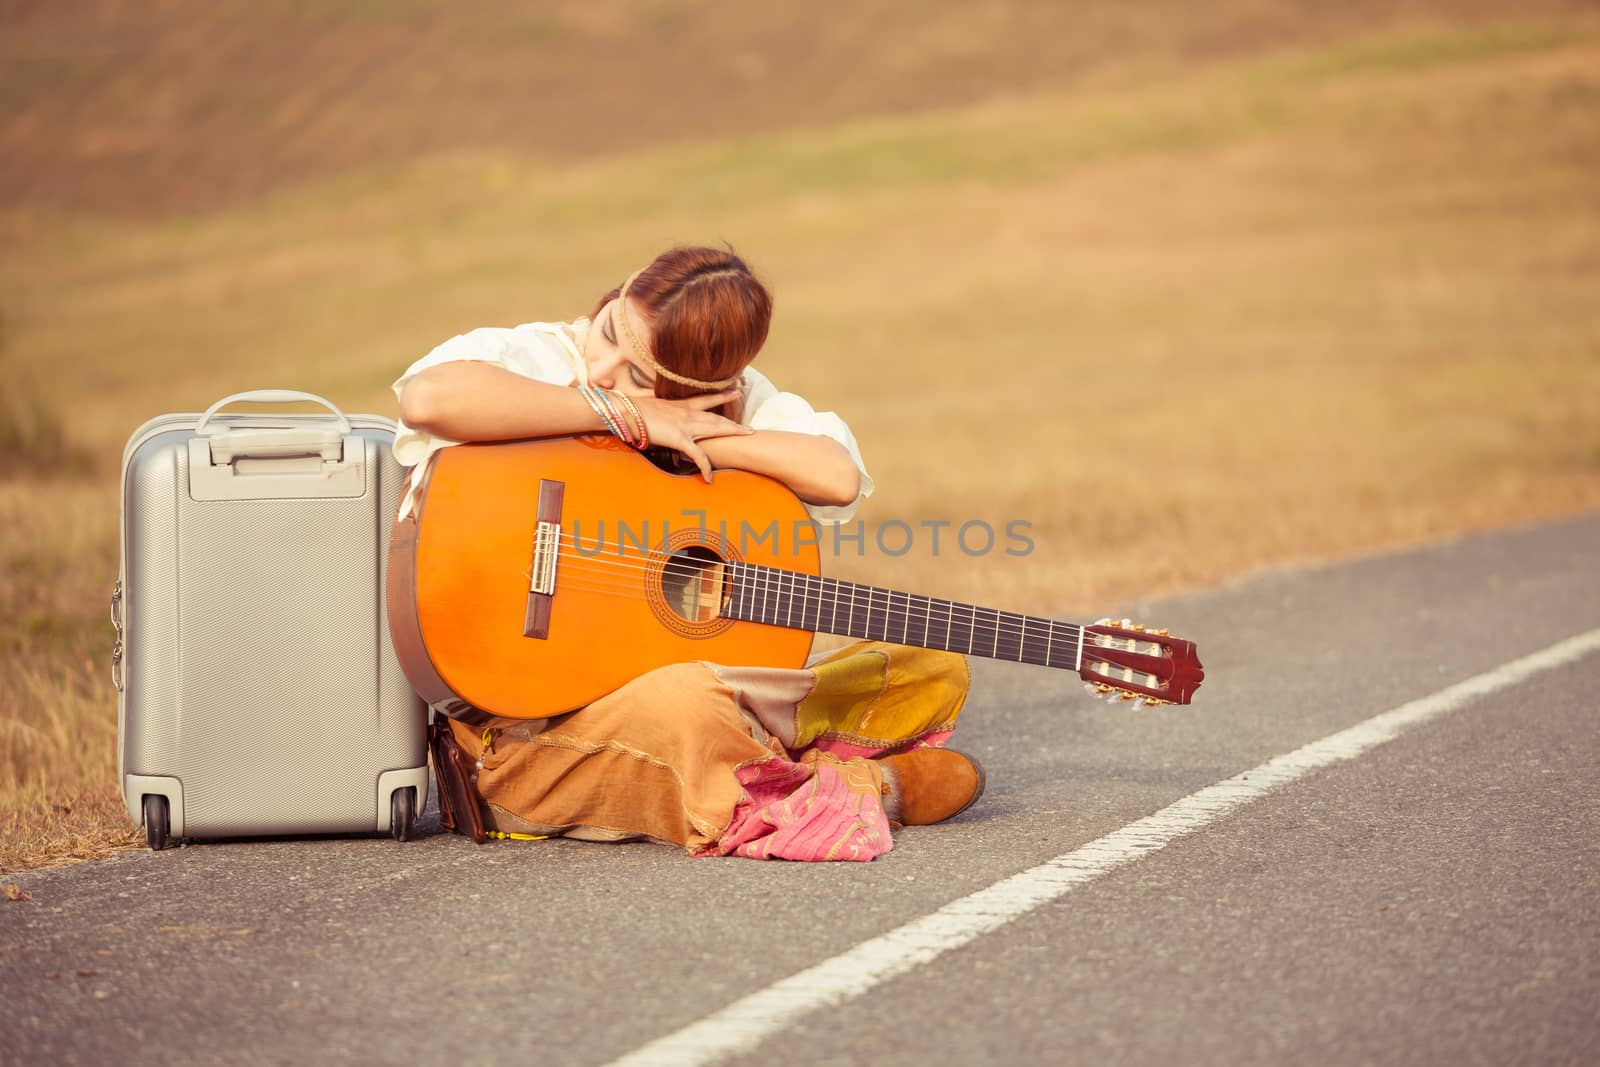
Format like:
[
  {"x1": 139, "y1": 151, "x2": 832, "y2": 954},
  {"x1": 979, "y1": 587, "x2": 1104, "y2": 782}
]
[{"x1": 2, "y1": 7, "x2": 1597, "y2": 872}]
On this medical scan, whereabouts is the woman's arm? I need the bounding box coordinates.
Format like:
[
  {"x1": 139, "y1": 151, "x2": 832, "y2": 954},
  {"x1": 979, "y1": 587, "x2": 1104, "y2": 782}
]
[
  {"x1": 700, "y1": 429, "x2": 861, "y2": 508},
  {"x1": 399, "y1": 361, "x2": 857, "y2": 504},
  {"x1": 398, "y1": 362, "x2": 606, "y2": 441},
  {"x1": 398, "y1": 361, "x2": 756, "y2": 482}
]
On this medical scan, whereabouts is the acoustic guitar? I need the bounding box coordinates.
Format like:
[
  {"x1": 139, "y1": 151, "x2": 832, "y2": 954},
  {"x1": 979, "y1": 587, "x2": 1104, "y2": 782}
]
[{"x1": 387, "y1": 435, "x2": 1203, "y2": 726}]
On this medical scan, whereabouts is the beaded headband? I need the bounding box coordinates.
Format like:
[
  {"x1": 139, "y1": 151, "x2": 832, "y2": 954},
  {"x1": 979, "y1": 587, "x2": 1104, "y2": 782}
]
[{"x1": 615, "y1": 270, "x2": 741, "y2": 391}]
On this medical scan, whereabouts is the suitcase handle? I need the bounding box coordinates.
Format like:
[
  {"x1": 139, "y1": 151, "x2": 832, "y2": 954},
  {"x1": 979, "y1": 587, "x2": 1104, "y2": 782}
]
[
  {"x1": 207, "y1": 429, "x2": 345, "y2": 463},
  {"x1": 195, "y1": 390, "x2": 353, "y2": 436}
]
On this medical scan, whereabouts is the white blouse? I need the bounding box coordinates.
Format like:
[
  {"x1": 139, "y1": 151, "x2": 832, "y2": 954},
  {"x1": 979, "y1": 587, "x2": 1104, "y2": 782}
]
[{"x1": 391, "y1": 318, "x2": 874, "y2": 524}]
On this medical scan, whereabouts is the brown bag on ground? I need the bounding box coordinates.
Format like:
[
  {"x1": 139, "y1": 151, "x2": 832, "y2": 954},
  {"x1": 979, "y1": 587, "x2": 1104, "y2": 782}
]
[{"x1": 428, "y1": 719, "x2": 486, "y2": 844}]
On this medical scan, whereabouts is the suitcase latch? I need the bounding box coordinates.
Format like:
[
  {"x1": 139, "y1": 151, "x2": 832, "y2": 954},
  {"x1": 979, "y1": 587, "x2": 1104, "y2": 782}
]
[{"x1": 110, "y1": 579, "x2": 124, "y2": 692}]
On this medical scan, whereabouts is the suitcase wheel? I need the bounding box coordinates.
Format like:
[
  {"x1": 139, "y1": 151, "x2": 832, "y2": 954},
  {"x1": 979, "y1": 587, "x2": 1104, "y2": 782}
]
[
  {"x1": 143, "y1": 794, "x2": 171, "y2": 851},
  {"x1": 391, "y1": 787, "x2": 415, "y2": 842}
]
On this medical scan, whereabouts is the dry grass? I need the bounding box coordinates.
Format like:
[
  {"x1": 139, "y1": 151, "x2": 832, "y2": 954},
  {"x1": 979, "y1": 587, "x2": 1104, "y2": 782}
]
[
  {"x1": 0, "y1": 480, "x2": 141, "y2": 870},
  {"x1": 2, "y1": 12, "x2": 1597, "y2": 872}
]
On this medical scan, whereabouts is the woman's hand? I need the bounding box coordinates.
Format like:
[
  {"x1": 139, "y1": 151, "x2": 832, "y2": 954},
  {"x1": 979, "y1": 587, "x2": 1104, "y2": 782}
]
[{"x1": 633, "y1": 387, "x2": 752, "y2": 482}]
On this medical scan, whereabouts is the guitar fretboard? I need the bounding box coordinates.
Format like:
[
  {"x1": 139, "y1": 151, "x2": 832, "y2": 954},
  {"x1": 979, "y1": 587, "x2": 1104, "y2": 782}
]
[{"x1": 723, "y1": 561, "x2": 1084, "y2": 670}]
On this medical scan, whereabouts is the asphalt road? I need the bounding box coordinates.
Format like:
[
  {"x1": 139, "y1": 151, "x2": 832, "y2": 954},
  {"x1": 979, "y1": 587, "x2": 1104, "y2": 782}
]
[{"x1": 3, "y1": 513, "x2": 1597, "y2": 1067}]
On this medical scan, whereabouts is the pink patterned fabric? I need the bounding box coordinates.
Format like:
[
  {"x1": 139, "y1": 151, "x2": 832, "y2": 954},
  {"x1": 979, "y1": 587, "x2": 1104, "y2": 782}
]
[{"x1": 704, "y1": 751, "x2": 894, "y2": 862}]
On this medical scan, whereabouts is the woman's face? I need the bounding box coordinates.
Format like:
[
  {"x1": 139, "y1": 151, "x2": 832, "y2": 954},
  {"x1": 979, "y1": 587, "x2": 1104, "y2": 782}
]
[{"x1": 582, "y1": 297, "x2": 658, "y2": 399}]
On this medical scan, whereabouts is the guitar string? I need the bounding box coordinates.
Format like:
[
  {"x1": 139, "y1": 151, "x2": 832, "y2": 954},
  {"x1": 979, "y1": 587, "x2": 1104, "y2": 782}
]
[
  {"x1": 432, "y1": 531, "x2": 1163, "y2": 684},
  {"x1": 519, "y1": 550, "x2": 1162, "y2": 650},
  {"x1": 506, "y1": 564, "x2": 1163, "y2": 657},
  {"x1": 540, "y1": 527, "x2": 1138, "y2": 644},
  {"x1": 501, "y1": 585, "x2": 1155, "y2": 685},
  {"x1": 448, "y1": 526, "x2": 1166, "y2": 655},
  {"x1": 543, "y1": 532, "x2": 1171, "y2": 643},
  {"x1": 537, "y1": 560, "x2": 1100, "y2": 645},
  {"x1": 545, "y1": 588, "x2": 1150, "y2": 668}
]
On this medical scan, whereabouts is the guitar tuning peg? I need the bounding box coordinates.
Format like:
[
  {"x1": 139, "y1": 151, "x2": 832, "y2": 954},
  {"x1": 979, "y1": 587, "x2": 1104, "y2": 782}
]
[{"x1": 1152, "y1": 628, "x2": 1170, "y2": 637}]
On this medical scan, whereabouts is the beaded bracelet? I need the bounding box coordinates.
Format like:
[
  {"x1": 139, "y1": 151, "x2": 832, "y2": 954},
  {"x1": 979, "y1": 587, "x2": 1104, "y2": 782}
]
[
  {"x1": 578, "y1": 385, "x2": 630, "y2": 444},
  {"x1": 579, "y1": 384, "x2": 650, "y2": 451},
  {"x1": 609, "y1": 391, "x2": 650, "y2": 451},
  {"x1": 593, "y1": 388, "x2": 639, "y2": 449}
]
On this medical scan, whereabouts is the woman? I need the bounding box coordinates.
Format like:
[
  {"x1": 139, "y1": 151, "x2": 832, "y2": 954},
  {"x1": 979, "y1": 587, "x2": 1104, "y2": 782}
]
[{"x1": 394, "y1": 245, "x2": 984, "y2": 861}]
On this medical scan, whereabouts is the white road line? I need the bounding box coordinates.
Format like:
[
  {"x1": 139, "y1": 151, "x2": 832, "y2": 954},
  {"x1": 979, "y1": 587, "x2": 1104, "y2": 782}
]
[{"x1": 605, "y1": 627, "x2": 1600, "y2": 1067}]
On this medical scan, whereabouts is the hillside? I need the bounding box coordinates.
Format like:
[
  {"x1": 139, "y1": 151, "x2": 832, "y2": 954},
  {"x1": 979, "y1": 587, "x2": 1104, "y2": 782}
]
[{"x1": 3, "y1": 0, "x2": 1586, "y2": 222}]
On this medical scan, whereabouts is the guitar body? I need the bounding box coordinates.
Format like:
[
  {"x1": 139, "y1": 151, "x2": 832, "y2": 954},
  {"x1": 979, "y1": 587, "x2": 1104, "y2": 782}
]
[
  {"x1": 390, "y1": 437, "x2": 1203, "y2": 726},
  {"x1": 389, "y1": 435, "x2": 818, "y2": 724}
]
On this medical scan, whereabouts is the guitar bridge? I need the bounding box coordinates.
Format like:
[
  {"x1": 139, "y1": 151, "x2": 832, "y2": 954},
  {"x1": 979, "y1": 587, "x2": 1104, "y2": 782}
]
[
  {"x1": 529, "y1": 520, "x2": 560, "y2": 595},
  {"x1": 523, "y1": 480, "x2": 564, "y2": 639}
]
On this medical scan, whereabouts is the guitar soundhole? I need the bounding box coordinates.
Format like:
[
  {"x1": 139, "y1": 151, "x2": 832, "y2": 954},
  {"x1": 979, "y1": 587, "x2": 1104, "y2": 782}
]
[{"x1": 660, "y1": 546, "x2": 727, "y2": 624}]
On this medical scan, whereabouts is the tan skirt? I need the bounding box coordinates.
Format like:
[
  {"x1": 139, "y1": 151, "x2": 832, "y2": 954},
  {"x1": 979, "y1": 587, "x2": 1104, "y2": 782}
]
[{"x1": 448, "y1": 641, "x2": 971, "y2": 862}]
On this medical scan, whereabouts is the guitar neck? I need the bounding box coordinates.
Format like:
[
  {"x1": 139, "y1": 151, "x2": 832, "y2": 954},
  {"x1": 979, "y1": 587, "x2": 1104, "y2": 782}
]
[{"x1": 722, "y1": 561, "x2": 1085, "y2": 670}]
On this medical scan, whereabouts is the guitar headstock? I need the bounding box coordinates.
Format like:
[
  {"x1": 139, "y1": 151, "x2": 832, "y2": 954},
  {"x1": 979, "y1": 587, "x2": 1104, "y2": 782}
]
[{"x1": 1080, "y1": 618, "x2": 1204, "y2": 708}]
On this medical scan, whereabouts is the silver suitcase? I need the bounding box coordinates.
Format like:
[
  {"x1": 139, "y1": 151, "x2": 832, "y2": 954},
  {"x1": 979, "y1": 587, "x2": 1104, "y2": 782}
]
[{"x1": 115, "y1": 390, "x2": 428, "y2": 849}]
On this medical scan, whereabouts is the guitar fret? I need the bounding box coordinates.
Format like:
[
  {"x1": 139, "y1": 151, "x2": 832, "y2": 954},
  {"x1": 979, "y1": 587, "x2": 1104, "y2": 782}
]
[
  {"x1": 993, "y1": 610, "x2": 1022, "y2": 661},
  {"x1": 1020, "y1": 615, "x2": 1043, "y2": 665},
  {"x1": 888, "y1": 590, "x2": 908, "y2": 645},
  {"x1": 924, "y1": 597, "x2": 950, "y2": 651},
  {"x1": 948, "y1": 602, "x2": 974, "y2": 654},
  {"x1": 805, "y1": 573, "x2": 823, "y2": 632},
  {"x1": 1051, "y1": 622, "x2": 1083, "y2": 671},
  {"x1": 1030, "y1": 614, "x2": 1056, "y2": 662},
  {"x1": 827, "y1": 577, "x2": 839, "y2": 634},
  {"x1": 905, "y1": 593, "x2": 930, "y2": 649},
  {"x1": 970, "y1": 607, "x2": 998, "y2": 659},
  {"x1": 791, "y1": 572, "x2": 803, "y2": 630}
]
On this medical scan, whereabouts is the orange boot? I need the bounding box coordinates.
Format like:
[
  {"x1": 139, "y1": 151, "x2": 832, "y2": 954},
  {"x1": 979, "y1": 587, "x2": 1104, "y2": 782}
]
[{"x1": 880, "y1": 749, "x2": 986, "y2": 826}]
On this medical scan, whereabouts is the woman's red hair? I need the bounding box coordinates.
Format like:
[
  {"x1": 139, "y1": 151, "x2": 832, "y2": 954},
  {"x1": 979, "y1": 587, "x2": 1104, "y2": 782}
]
[{"x1": 591, "y1": 246, "x2": 773, "y2": 406}]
